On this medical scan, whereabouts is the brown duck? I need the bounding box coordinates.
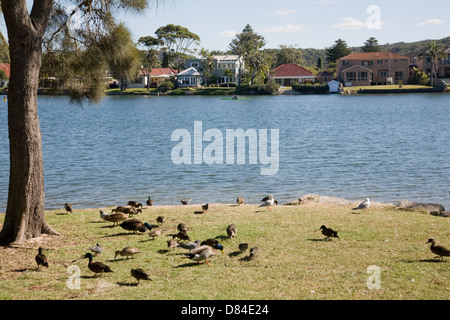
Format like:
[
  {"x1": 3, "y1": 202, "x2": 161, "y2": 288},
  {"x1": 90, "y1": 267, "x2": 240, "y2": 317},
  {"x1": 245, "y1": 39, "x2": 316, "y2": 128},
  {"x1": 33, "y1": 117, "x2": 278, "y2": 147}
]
[
  {"x1": 82, "y1": 253, "x2": 113, "y2": 277},
  {"x1": 426, "y1": 238, "x2": 450, "y2": 260},
  {"x1": 104, "y1": 212, "x2": 130, "y2": 226},
  {"x1": 236, "y1": 196, "x2": 245, "y2": 205},
  {"x1": 320, "y1": 225, "x2": 339, "y2": 240},
  {"x1": 226, "y1": 224, "x2": 237, "y2": 238},
  {"x1": 131, "y1": 268, "x2": 152, "y2": 283},
  {"x1": 119, "y1": 219, "x2": 154, "y2": 234},
  {"x1": 35, "y1": 247, "x2": 48, "y2": 270},
  {"x1": 64, "y1": 203, "x2": 73, "y2": 214}
]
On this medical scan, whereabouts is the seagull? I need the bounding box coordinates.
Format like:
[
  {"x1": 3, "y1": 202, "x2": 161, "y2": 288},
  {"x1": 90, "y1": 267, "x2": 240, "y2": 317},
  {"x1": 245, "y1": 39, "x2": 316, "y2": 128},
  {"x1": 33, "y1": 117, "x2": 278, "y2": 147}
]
[
  {"x1": 426, "y1": 238, "x2": 450, "y2": 260},
  {"x1": 178, "y1": 240, "x2": 200, "y2": 250},
  {"x1": 319, "y1": 225, "x2": 339, "y2": 240},
  {"x1": 353, "y1": 198, "x2": 370, "y2": 213},
  {"x1": 88, "y1": 243, "x2": 103, "y2": 256},
  {"x1": 259, "y1": 195, "x2": 275, "y2": 210}
]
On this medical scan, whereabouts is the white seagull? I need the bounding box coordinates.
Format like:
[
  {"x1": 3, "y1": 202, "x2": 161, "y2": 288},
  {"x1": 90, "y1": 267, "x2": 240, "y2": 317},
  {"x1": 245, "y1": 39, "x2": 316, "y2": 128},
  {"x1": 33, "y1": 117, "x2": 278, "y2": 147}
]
[
  {"x1": 353, "y1": 198, "x2": 370, "y2": 213},
  {"x1": 259, "y1": 195, "x2": 275, "y2": 210}
]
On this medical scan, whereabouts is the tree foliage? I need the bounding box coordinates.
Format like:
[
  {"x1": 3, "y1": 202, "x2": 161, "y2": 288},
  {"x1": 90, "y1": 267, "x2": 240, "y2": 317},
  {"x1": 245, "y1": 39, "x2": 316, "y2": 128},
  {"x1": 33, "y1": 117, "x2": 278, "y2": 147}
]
[
  {"x1": 325, "y1": 39, "x2": 352, "y2": 63},
  {"x1": 362, "y1": 37, "x2": 381, "y2": 52}
]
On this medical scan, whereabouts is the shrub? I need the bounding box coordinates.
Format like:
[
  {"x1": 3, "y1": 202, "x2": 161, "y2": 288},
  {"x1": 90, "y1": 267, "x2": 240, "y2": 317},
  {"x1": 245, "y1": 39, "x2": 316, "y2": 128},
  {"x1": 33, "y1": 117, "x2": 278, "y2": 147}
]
[
  {"x1": 159, "y1": 79, "x2": 174, "y2": 92},
  {"x1": 292, "y1": 83, "x2": 329, "y2": 94}
]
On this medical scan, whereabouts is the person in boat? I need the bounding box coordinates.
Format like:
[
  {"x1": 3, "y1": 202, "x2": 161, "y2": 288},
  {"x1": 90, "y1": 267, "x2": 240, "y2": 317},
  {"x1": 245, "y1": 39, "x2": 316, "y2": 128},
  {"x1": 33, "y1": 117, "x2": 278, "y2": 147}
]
[{"x1": 233, "y1": 94, "x2": 238, "y2": 99}]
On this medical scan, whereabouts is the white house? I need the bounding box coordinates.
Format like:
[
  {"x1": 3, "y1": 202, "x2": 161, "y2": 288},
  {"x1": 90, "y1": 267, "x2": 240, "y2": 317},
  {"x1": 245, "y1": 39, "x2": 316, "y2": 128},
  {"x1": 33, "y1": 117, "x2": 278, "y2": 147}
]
[{"x1": 177, "y1": 67, "x2": 202, "y2": 87}]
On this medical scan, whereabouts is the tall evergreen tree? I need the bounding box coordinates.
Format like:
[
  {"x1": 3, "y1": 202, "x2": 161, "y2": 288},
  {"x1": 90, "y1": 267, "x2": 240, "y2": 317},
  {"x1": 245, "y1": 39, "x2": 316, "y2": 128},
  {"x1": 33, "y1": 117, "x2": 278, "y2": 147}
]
[
  {"x1": 325, "y1": 39, "x2": 352, "y2": 63},
  {"x1": 362, "y1": 37, "x2": 381, "y2": 52}
]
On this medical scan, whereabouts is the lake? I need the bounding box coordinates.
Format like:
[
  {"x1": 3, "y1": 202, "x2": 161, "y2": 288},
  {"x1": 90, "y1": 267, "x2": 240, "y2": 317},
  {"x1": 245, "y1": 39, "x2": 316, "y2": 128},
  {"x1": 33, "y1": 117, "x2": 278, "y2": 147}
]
[{"x1": 1, "y1": 93, "x2": 450, "y2": 211}]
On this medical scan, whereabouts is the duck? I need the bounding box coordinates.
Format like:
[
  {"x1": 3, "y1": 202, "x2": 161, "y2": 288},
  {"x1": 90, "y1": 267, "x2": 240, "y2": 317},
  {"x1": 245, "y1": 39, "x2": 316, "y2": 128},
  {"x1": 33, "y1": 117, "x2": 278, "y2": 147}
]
[
  {"x1": 99, "y1": 210, "x2": 110, "y2": 221},
  {"x1": 320, "y1": 225, "x2": 339, "y2": 240},
  {"x1": 119, "y1": 219, "x2": 154, "y2": 234},
  {"x1": 35, "y1": 247, "x2": 48, "y2": 270},
  {"x1": 88, "y1": 243, "x2": 103, "y2": 256},
  {"x1": 104, "y1": 212, "x2": 130, "y2": 227},
  {"x1": 236, "y1": 197, "x2": 245, "y2": 205},
  {"x1": 353, "y1": 198, "x2": 370, "y2": 213},
  {"x1": 181, "y1": 198, "x2": 192, "y2": 205},
  {"x1": 169, "y1": 230, "x2": 190, "y2": 241},
  {"x1": 64, "y1": 203, "x2": 73, "y2": 214},
  {"x1": 201, "y1": 238, "x2": 219, "y2": 247},
  {"x1": 177, "y1": 223, "x2": 188, "y2": 232},
  {"x1": 226, "y1": 224, "x2": 237, "y2": 238},
  {"x1": 249, "y1": 246, "x2": 259, "y2": 260},
  {"x1": 146, "y1": 196, "x2": 154, "y2": 207},
  {"x1": 148, "y1": 228, "x2": 163, "y2": 240},
  {"x1": 112, "y1": 206, "x2": 142, "y2": 216},
  {"x1": 114, "y1": 247, "x2": 140, "y2": 259},
  {"x1": 178, "y1": 240, "x2": 200, "y2": 250},
  {"x1": 127, "y1": 201, "x2": 143, "y2": 208},
  {"x1": 238, "y1": 243, "x2": 249, "y2": 253},
  {"x1": 156, "y1": 216, "x2": 165, "y2": 225},
  {"x1": 186, "y1": 242, "x2": 224, "y2": 265},
  {"x1": 202, "y1": 203, "x2": 209, "y2": 212},
  {"x1": 167, "y1": 239, "x2": 179, "y2": 249},
  {"x1": 426, "y1": 238, "x2": 450, "y2": 260},
  {"x1": 82, "y1": 253, "x2": 113, "y2": 277},
  {"x1": 259, "y1": 195, "x2": 275, "y2": 210},
  {"x1": 131, "y1": 268, "x2": 152, "y2": 283}
]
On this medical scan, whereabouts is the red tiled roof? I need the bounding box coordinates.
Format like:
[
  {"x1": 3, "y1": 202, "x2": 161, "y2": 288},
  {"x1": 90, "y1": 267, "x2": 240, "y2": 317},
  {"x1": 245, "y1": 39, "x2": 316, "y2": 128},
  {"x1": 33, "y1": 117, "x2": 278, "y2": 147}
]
[
  {"x1": 0, "y1": 63, "x2": 10, "y2": 78},
  {"x1": 140, "y1": 68, "x2": 178, "y2": 76},
  {"x1": 317, "y1": 71, "x2": 333, "y2": 77},
  {"x1": 339, "y1": 52, "x2": 409, "y2": 60},
  {"x1": 271, "y1": 64, "x2": 314, "y2": 77}
]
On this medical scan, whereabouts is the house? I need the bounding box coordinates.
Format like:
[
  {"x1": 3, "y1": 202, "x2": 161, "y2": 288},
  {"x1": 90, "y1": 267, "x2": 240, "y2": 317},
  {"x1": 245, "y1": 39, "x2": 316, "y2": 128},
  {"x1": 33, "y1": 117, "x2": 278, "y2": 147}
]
[
  {"x1": 416, "y1": 48, "x2": 450, "y2": 78},
  {"x1": 337, "y1": 52, "x2": 410, "y2": 86},
  {"x1": 176, "y1": 67, "x2": 202, "y2": 87},
  {"x1": 316, "y1": 70, "x2": 334, "y2": 84},
  {"x1": 128, "y1": 67, "x2": 178, "y2": 88},
  {"x1": 269, "y1": 63, "x2": 315, "y2": 86},
  {"x1": 184, "y1": 55, "x2": 244, "y2": 86}
]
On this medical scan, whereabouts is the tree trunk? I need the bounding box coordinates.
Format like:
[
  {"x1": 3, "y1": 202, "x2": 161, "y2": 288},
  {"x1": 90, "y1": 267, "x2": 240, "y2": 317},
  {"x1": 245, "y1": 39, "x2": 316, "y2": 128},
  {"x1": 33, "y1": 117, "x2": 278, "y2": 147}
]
[{"x1": 0, "y1": 0, "x2": 60, "y2": 245}]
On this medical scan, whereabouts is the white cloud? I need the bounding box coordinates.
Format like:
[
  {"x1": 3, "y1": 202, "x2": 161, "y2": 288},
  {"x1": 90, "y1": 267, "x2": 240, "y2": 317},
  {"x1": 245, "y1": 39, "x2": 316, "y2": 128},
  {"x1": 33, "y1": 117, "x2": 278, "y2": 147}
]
[
  {"x1": 332, "y1": 17, "x2": 367, "y2": 30},
  {"x1": 218, "y1": 30, "x2": 237, "y2": 38},
  {"x1": 417, "y1": 18, "x2": 443, "y2": 26},
  {"x1": 274, "y1": 9, "x2": 298, "y2": 16},
  {"x1": 260, "y1": 24, "x2": 306, "y2": 33}
]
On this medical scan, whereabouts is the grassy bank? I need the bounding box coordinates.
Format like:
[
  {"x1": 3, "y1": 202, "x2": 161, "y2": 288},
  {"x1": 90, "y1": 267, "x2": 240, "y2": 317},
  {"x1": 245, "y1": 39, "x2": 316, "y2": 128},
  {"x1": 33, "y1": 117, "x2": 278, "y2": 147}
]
[{"x1": 0, "y1": 202, "x2": 448, "y2": 300}]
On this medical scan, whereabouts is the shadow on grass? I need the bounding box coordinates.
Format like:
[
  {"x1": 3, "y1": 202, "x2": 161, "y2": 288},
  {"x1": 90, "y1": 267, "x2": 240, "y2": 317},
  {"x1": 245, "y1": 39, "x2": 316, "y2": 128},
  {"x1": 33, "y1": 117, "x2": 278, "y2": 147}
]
[
  {"x1": 116, "y1": 281, "x2": 139, "y2": 287},
  {"x1": 193, "y1": 211, "x2": 204, "y2": 214},
  {"x1": 173, "y1": 262, "x2": 204, "y2": 268},
  {"x1": 306, "y1": 238, "x2": 328, "y2": 242},
  {"x1": 101, "y1": 232, "x2": 143, "y2": 238},
  {"x1": 401, "y1": 258, "x2": 447, "y2": 263},
  {"x1": 12, "y1": 267, "x2": 37, "y2": 272},
  {"x1": 228, "y1": 251, "x2": 243, "y2": 258}
]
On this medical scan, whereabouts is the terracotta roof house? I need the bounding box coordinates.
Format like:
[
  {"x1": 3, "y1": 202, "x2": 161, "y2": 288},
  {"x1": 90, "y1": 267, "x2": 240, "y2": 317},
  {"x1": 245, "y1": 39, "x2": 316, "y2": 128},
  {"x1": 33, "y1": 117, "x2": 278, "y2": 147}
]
[
  {"x1": 415, "y1": 47, "x2": 450, "y2": 78},
  {"x1": 128, "y1": 67, "x2": 178, "y2": 88},
  {"x1": 337, "y1": 52, "x2": 410, "y2": 86},
  {"x1": 269, "y1": 64, "x2": 315, "y2": 86},
  {"x1": 316, "y1": 70, "x2": 334, "y2": 84}
]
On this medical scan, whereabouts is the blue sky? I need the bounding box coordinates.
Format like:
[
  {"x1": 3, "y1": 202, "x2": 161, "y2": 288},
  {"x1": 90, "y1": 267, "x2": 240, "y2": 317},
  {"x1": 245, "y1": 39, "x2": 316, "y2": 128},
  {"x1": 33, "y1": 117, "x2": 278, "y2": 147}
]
[{"x1": 117, "y1": 0, "x2": 449, "y2": 52}]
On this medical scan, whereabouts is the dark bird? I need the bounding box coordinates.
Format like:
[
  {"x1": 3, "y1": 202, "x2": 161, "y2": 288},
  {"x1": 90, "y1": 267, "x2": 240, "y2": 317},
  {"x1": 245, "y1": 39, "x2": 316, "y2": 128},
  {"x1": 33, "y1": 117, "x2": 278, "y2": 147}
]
[
  {"x1": 239, "y1": 243, "x2": 249, "y2": 253},
  {"x1": 226, "y1": 224, "x2": 237, "y2": 238},
  {"x1": 320, "y1": 225, "x2": 339, "y2": 240},
  {"x1": 64, "y1": 203, "x2": 73, "y2": 214},
  {"x1": 115, "y1": 247, "x2": 140, "y2": 259},
  {"x1": 146, "y1": 196, "x2": 154, "y2": 207},
  {"x1": 178, "y1": 240, "x2": 200, "y2": 250},
  {"x1": 186, "y1": 242, "x2": 224, "y2": 265},
  {"x1": 104, "y1": 212, "x2": 130, "y2": 227},
  {"x1": 127, "y1": 201, "x2": 143, "y2": 208},
  {"x1": 202, "y1": 203, "x2": 209, "y2": 212},
  {"x1": 169, "y1": 230, "x2": 190, "y2": 241},
  {"x1": 131, "y1": 268, "x2": 152, "y2": 283},
  {"x1": 177, "y1": 223, "x2": 188, "y2": 232},
  {"x1": 167, "y1": 239, "x2": 179, "y2": 249},
  {"x1": 88, "y1": 243, "x2": 103, "y2": 256},
  {"x1": 236, "y1": 197, "x2": 245, "y2": 205},
  {"x1": 119, "y1": 219, "x2": 154, "y2": 234},
  {"x1": 82, "y1": 253, "x2": 113, "y2": 277},
  {"x1": 181, "y1": 198, "x2": 192, "y2": 205},
  {"x1": 201, "y1": 238, "x2": 219, "y2": 247},
  {"x1": 156, "y1": 216, "x2": 166, "y2": 225},
  {"x1": 426, "y1": 238, "x2": 450, "y2": 260},
  {"x1": 35, "y1": 247, "x2": 48, "y2": 270},
  {"x1": 352, "y1": 198, "x2": 370, "y2": 213},
  {"x1": 249, "y1": 247, "x2": 259, "y2": 260},
  {"x1": 112, "y1": 206, "x2": 142, "y2": 216}
]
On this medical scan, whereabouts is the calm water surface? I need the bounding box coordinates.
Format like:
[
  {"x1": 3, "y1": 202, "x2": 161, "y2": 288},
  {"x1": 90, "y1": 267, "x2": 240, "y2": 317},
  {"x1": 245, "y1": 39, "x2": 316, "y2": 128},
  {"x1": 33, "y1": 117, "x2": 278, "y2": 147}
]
[{"x1": 1, "y1": 93, "x2": 449, "y2": 211}]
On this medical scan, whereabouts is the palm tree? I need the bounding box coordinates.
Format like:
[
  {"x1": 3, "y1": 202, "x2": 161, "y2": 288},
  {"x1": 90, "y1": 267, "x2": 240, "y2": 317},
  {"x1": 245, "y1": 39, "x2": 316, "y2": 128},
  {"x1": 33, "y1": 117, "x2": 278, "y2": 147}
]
[
  {"x1": 419, "y1": 41, "x2": 446, "y2": 86},
  {"x1": 200, "y1": 48, "x2": 214, "y2": 87},
  {"x1": 222, "y1": 68, "x2": 234, "y2": 87}
]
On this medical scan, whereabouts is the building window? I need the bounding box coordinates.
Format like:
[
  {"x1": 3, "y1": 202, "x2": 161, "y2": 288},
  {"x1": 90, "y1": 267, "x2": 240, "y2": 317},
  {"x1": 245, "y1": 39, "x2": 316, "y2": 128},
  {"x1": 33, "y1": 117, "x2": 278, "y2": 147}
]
[
  {"x1": 358, "y1": 72, "x2": 368, "y2": 81},
  {"x1": 378, "y1": 71, "x2": 389, "y2": 77},
  {"x1": 342, "y1": 60, "x2": 350, "y2": 66},
  {"x1": 377, "y1": 60, "x2": 383, "y2": 65},
  {"x1": 191, "y1": 62, "x2": 199, "y2": 68},
  {"x1": 362, "y1": 60, "x2": 373, "y2": 67},
  {"x1": 346, "y1": 72, "x2": 356, "y2": 81},
  {"x1": 394, "y1": 71, "x2": 403, "y2": 81}
]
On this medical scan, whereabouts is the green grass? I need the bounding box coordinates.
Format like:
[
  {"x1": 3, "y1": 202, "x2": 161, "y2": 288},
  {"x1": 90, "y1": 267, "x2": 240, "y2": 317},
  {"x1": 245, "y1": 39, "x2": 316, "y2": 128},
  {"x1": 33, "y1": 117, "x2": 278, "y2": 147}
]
[
  {"x1": 0, "y1": 203, "x2": 448, "y2": 300},
  {"x1": 343, "y1": 84, "x2": 433, "y2": 92}
]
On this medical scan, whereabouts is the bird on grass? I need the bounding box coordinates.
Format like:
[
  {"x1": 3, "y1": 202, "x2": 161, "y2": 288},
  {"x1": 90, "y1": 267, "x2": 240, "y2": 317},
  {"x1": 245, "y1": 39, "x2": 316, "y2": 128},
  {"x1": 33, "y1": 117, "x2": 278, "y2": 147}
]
[
  {"x1": 35, "y1": 247, "x2": 48, "y2": 270},
  {"x1": 186, "y1": 242, "x2": 224, "y2": 265},
  {"x1": 104, "y1": 212, "x2": 130, "y2": 227},
  {"x1": 426, "y1": 238, "x2": 450, "y2": 260},
  {"x1": 112, "y1": 206, "x2": 142, "y2": 216},
  {"x1": 119, "y1": 219, "x2": 154, "y2": 234},
  {"x1": 201, "y1": 238, "x2": 219, "y2": 247},
  {"x1": 227, "y1": 224, "x2": 237, "y2": 238},
  {"x1": 64, "y1": 203, "x2": 73, "y2": 214},
  {"x1": 169, "y1": 230, "x2": 191, "y2": 241},
  {"x1": 148, "y1": 228, "x2": 163, "y2": 240},
  {"x1": 99, "y1": 210, "x2": 110, "y2": 221},
  {"x1": 115, "y1": 247, "x2": 140, "y2": 259},
  {"x1": 131, "y1": 268, "x2": 152, "y2": 283},
  {"x1": 239, "y1": 243, "x2": 249, "y2": 253},
  {"x1": 181, "y1": 198, "x2": 192, "y2": 205},
  {"x1": 259, "y1": 195, "x2": 275, "y2": 210},
  {"x1": 320, "y1": 225, "x2": 339, "y2": 240},
  {"x1": 82, "y1": 253, "x2": 113, "y2": 277},
  {"x1": 249, "y1": 247, "x2": 259, "y2": 260},
  {"x1": 178, "y1": 240, "x2": 200, "y2": 250},
  {"x1": 156, "y1": 216, "x2": 165, "y2": 225},
  {"x1": 88, "y1": 243, "x2": 103, "y2": 256},
  {"x1": 167, "y1": 239, "x2": 179, "y2": 249},
  {"x1": 353, "y1": 198, "x2": 370, "y2": 213},
  {"x1": 202, "y1": 203, "x2": 209, "y2": 213},
  {"x1": 127, "y1": 201, "x2": 143, "y2": 208},
  {"x1": 146, "y1": 196, "x2": 154, "y2": 207},
  {"x1": 236, "y1": 197, "x2": 245, "y2": 205},
  {"x1": 177, "y1": 223, "x2": 188, "y2": 232}
]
